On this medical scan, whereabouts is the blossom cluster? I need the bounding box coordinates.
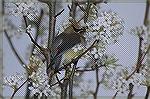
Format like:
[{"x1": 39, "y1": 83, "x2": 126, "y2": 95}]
[
  {"x1": 86, "y1": 3, "x2": 98, "y2": 21},
  {"x1": 109, "y1": 67, "x2": 146, "y2": 94},
  {"x1": 141, "y1": 64, "x2": 150, "y2": 86},
  {"x1": 26, "y1": 55, "x2": 55, "y2": 97},
  {"x1": 86, "y1": 10, "x2": 124, "y2": 45},
  {"x1": 130, "y1": 25, "x2": 148, "y2": 52},
  {"x1": 27, "y1": 55, "x2": 43, "y2": 73},
  {"x1": 79, "y1": 80, "x2": 95, "y2": 96},
  {"x1": 5, "y1": 1, "x2": 40, "y2": 18},
  {"x1": 72, "y1": 10, "x2": 124, "y2": 62},
  {"x1": 3, "y1": 73, "x2": 26, "y2": 90}
]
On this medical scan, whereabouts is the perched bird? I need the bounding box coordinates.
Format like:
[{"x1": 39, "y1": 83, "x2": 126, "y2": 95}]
[
  {"x1": 52, "y1": 26, "x2": 86, "y2": 58},
  {"x1": 48, "y1": 20, "x2": 86, "y2": 71}
]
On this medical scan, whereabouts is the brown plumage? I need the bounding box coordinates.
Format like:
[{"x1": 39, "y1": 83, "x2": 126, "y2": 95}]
[{"x1": 49, "y1": 19, "x2": 87, "y2": 70}]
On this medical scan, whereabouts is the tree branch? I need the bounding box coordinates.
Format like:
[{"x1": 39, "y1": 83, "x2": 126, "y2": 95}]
[
  {"x1": 56, "y1": 74, "x2": 63, "y2": 86},
  {"x1": 93, "y1": 64, "x2": 100, "y2": 99},
  {"x1": 126, "y1": 1, "x2": 150, "y2": 98},
  {"x1": 69, "y1": 61, "x2": 78, "y2": 99},
  {"x1": 58, "y1": 40, "x2": 97, "y2": 72},
  {"x1": 4, "y1": 30, "x2": 26, "y2": 67},
  {"x1": 25, "y1": 9, "x2": 44, "y2": 99},
  {"x1": 127, "y1": 83, "x2": 134, "y2": 99},
  {"x1": 50, "y1": 77, "x2": 64, "y2": 87},
  {"x1": 144, "y1": 0, "x2": 150, "y2": 26},
  {"x1": 126, "y1": 44, "x2": 150, "y2": 80},
  {"x1": 75, "y1": 0, "x2": 104, "y2": 5},
  {"x1": 30, "y1": 9, "x2": 44, "y2": 55},
  {"x1": 54, "y1": 9, "x2": 64, "y2": 18},
  {"x1": 76, "y1": 2, "x2": 85, "y2": 12},
  {"x1": 136, "y1": 36, "x2": 143, "y2": 73},
  {"x1": 23, "y1": 15, "x2": 50, "y2": 59},
  {"x1": 23, "y1": 16, "x2": 42, "y2": 50},
  {"x1": 112, "y1": 91, "x2": 118, "y2": 99},
  {"x1": 38, "y1": 0, "x2": 56, "y2": 50},
  {"x1": 145, "y1": 86, "x2": 150, "y2": 99},
  {"x1": 10, "y1": 79, "x2": 28, "y2": 99},
  {"x1": 47, "y1": 1, "x2": 56, "y2": 49},
  {"x1": 144, "y1": 2, "x2": 150, "y2": 99},
  {"x1": 61, "y1": 69, "x2": 69, "y2": 99},
  {"x1": 69, "y1": 0, "x2": 77, "y2": 18},
  {"x1": 76, "y1": 64, "x2": 105, "y2": 72}
]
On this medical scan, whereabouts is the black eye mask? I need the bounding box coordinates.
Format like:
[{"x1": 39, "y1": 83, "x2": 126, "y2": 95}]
[{"x1": 72, "y1": 25, "x2": 87, "y2": 33}]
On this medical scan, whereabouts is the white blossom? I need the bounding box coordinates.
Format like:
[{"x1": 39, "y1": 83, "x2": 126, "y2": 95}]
[
  {"x1": 26, "y1": 25, "x2": 33, "y2": 33},
  {"x1": 109, "y1": 66, "x2": 146, "y2": 94},
  {"x1": 86, "y1": 10, "x2": 124, "y2": 45},
  {"x1": 5, "y1": 2, "x2": 40, "y2": 18},
  {"x1": 94, "y1": 54, "x2": 99, "y2": 59},
  {"x1": 4, "y1": 73, "x2": 26, "y2": 90},
  {"x1": 29, "y1": 63, "x2": 52, "y2": 97},
  {"x1": 79, "y1": 80, "x2": 95, "y2": 95},
  {"x1": 72, "y1": 44, "x2": 83, "y2": 53}
]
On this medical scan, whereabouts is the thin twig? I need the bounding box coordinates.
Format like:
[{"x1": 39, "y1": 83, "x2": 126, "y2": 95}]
[
  {"x1": 84, "y1": 0, "x2": 92, "y2": 23},
  {"x1": 38, "y1": 0, "x2": 56, "y2": 50},
  {"x1": 126, "y1": 0, "x2": 150, "y2": 80},
  {"x1": 47, "y1": 1, "x2": 56, "y2": 49},
  {"x1": 10, "y1": 79, "x2": 28, "y2": 99},
  {"x1": 58, "y1": 40, "x2": 97, "y2": 71},
  {"x1": 30, "y1": 9, "x2": 44, "y2": 54},
  {"x1": 126, "y1": 1, "x2": 150, "y2": 98},
  {"x1": 75, "y1": 0, "x2": 104, "y2": 5},
  {"x1": 112, "y1": 91, "x2": 118, "y2": 99},
  {"x1": 93, "y1": 64, "x2": 100, "y2": 99},
  {"x1": 126, "y1": 44, "x2": 150, "y2": 80},
  {"x1": 127, "y1": 83, "x2": 134, "y2": 99},
  {"x1": 144, "y1": 1, "x2": 150, "y2": 98},
  {"x1": 70, "y1": 0, "x2": 77, "y2": 18},
  {"x1": 69, "y1": 61, "x2": 78, "y2": 99},
  {"x1": 54, "y1": 9, "x2": 65, "y2": 18},
  {"x1": 76, "y1": 15, "x2": 84, "y2": 23},
  {"x1": 144, "y1": 0, "x2": 150, "y2": 26},
  {"x1": 67, "y1": 5, "x2": 71, "y2": 11},
  {"x1": 141, "y1": 44, "x2": 150, "y2": 62},
  {"x1": 76, "y1": 2, "x2": 85, "y2": 12},
  {"x1": 4, "y1": 30, "x2": 26, "y2": 67},
  {"x1": 23, "y1": 16, "x2": 42, "y2": 50},
  {"x1": 56, "y1": 74, "x2": 63, "y2": 86},
  {"x1": 23, "y1": 15, "x2": 50, "y2": 60},
  {"x1": 25, "y1": 9, "x2": 44, "y2": 99},
  {"x1": 61, "y1": 69, "x2": 69, "y2": 99},
  {"x1": 136, "y1": 36, "x2": 143, "y2": 73},
  {"x1": 50, "y1": 77, "x2": 65, "y2": 87},
  {"x1": 76, "y1": 65, "x2": 105, "y2": 72},
  {"x1": 145, "y1": 86, "x2": 150, "y2": 99},
  {"x1": 2, "y1": 0, "x2": 4, "y2": 15}
]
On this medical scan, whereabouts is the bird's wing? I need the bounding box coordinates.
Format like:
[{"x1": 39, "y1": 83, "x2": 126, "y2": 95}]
[{"x1": 51, "y1": 34, "x2": 63, "y2": 56}]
